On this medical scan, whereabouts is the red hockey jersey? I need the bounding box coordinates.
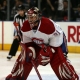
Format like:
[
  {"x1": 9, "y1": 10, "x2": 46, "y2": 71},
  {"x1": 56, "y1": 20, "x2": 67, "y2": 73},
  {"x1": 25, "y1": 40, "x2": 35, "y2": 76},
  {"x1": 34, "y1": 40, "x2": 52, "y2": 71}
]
[{"x1": 21, "y1": 17, "x2": 63, "y2": 47}]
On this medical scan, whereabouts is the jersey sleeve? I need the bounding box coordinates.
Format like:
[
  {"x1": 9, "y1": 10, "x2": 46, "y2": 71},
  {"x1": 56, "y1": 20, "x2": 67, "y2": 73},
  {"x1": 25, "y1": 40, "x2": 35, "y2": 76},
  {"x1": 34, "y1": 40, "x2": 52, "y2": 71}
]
[
  {"x1": 49, "y1": 19, "x2": 63, "y2": 47},
  {"x1": 13, "y1": 14, "x2": 20, "y2": 36},
  {"x1": 21, "y1": 21, "x2": 32, "y2": 43},
  {"x1": 13, "y1": 14, "x2": 19, "y2": 26},
  {"x1": 13, "y1": 27, "x2": 18, "y2": 36}
]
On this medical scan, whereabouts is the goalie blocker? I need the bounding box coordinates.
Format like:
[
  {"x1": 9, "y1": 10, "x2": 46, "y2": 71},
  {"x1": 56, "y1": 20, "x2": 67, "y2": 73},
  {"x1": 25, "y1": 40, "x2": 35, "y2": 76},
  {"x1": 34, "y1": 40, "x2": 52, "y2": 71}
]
[{"x1": 6, "y1": 43, "x2": 79, "y2": 80}]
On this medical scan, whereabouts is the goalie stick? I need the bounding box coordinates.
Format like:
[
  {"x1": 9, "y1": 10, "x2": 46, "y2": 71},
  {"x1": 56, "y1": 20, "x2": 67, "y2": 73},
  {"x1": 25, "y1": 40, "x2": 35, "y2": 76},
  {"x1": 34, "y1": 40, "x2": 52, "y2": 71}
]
[
  {"x1": 31, "y1": 60, "x2": 42, "y2": 80},
  {"x1": 20, "y1": 43, "x2": 42, "y2": 80}
]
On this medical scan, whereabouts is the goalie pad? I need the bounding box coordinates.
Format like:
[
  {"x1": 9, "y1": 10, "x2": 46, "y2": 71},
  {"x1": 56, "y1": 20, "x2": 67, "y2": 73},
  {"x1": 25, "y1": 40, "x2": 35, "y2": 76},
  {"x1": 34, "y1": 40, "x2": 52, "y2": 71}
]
[
  {"x1": 6, "y1": 43, "x2": 37, "y2": 80},
  {"x1": 50, "y1": 47, "x2": 79, "y2": 80}
]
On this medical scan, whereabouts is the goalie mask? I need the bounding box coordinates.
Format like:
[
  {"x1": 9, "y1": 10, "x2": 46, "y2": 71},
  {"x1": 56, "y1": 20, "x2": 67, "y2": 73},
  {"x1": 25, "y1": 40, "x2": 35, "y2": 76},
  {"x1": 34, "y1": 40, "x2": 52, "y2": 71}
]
[{"x1": 27, "y1": 7, "x2": 41, "y2": 26}]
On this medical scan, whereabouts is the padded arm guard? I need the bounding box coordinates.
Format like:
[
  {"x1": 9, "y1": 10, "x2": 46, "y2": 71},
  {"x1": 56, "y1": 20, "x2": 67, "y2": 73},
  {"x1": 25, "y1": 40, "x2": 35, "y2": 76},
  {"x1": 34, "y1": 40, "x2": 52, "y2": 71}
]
[
  {"x1": 8, "y1": 43, "x2": 36, "y2": 80},
  {"x1": 37, "y1": 45, "x2": 55, "y2": 66}
]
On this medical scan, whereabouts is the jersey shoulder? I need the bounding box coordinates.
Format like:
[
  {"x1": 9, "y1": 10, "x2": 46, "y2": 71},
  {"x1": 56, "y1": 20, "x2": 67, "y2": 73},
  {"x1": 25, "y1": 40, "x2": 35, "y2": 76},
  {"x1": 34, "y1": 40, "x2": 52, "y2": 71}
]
[
  {"x1": 21, "y1": 20, "x2": 31, "y2": 32},
  {"x1": 39, "y1": 17, "x2": 55, "y2": 34}
]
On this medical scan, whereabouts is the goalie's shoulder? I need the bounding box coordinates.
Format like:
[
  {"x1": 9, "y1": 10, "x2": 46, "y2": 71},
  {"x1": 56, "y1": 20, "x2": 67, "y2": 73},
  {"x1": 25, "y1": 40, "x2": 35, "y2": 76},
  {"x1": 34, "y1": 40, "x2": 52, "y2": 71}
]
[
  {"x1": 21, "y1": 20, "x2": 31, "y2": 32},
  {"x1": 39, "y1": 17, "x2": 55, "y2": 34}
]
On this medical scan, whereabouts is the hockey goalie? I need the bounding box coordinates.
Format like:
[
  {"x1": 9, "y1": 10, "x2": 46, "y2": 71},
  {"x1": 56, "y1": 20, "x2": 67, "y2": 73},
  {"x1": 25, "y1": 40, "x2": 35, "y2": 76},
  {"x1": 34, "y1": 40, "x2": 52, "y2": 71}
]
[{"x1": 6, "y1": 7, "x2": 79, "y2": 80}]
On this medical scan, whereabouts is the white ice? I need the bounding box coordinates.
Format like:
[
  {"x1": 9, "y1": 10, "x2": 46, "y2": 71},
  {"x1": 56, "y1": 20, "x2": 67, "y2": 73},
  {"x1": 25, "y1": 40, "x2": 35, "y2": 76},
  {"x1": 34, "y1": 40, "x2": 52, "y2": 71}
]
[{"x1": 0, "y1": 51, "x2": 80, "y2": 80}]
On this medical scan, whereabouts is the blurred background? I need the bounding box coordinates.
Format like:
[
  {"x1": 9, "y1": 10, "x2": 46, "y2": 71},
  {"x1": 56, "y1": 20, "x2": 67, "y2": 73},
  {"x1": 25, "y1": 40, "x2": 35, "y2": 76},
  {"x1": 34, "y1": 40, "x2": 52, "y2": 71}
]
[
  {"x1": 0, "y1": 0, "x2": 80, "y2": 52},
  {"x1": 0, "y1": 0, "x2": 80, "y2": 21}
]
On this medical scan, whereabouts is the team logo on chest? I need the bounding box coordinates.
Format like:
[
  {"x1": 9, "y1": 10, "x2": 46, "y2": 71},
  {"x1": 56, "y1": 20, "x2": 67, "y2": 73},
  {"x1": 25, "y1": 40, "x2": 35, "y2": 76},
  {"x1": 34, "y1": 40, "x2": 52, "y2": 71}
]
[{"x1": 32, "y1": 38, "x2": 44, "y2": 44}]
